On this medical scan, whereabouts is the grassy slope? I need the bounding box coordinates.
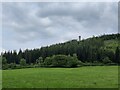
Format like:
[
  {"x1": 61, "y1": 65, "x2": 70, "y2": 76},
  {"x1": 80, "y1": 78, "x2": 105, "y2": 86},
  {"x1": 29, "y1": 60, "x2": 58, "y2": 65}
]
[{"x1": 2, "y1": 66, "x2": 118, "y2": 88}]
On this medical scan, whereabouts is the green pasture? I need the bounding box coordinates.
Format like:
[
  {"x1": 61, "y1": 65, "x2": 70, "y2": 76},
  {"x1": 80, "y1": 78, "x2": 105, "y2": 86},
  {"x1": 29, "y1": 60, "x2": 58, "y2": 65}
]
[{"x1": 2, "y1": 66, "x2": 118, "y2": 88}]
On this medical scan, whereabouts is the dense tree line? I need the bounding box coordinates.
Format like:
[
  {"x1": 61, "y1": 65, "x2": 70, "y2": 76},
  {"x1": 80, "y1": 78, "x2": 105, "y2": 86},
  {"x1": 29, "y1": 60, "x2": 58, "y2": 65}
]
[{"x1": 1, "y1": 33, "x2": 120, "y2": 69}]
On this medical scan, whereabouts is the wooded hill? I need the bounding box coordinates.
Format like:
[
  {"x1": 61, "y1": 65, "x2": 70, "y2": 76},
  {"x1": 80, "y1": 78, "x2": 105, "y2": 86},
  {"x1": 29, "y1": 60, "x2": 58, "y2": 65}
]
[{"x1": 1, "y1": 33, "x2": 120, "y2": 69}]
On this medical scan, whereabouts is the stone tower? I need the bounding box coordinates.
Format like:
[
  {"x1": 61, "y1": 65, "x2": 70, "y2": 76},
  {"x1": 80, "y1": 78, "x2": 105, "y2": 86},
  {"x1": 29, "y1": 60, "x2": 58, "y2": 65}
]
[{"x1": 79, "y1": 36, "x2": 81, "y2": 41}]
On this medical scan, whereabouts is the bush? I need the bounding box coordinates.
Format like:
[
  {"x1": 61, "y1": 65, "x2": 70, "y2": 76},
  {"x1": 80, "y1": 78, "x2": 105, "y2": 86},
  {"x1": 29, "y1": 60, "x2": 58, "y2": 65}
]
[
  {"x1": 44, "y1": 57, "x2": 53, "y2": 67},
  {"x1": 44, "y1": 54, "x2": 79, "y2": 68},
  {"x1": 2, "y1": 57, "x2": 8, "y2": 70},
  {"x1": 52, "y1": 55, "x2": 67, "y2": 67},
  {"x1": 36, "y1": 57, "x2": 44, "y2": 66},
  {"x1": 65, "y1": 56, "x2": 78, "y2": 67},
  {"x1": 20, "y1": 58, "x2": 26, "y2": 66},
  {"x1": 14, "y1": 65, "x2": 22, "y2": 69},
  {"x1": 8, "y1": 63, "x2": 16, "y2": 69},
  {"x1": 102, "y1": 57, "x2": 112, "y2": 64},
  {"x1": 2, "y1": 64, "x2": 9, "y2": 70},
  {"x1": 77, "y1": 60, "x2": 84, "y2": 66},
  {"x1": 2, "y1": 57, "x2": 7, "y2": 64}
]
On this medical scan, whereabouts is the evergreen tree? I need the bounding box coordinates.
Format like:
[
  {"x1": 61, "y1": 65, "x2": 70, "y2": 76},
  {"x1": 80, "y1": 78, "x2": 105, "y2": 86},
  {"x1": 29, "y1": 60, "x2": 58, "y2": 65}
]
[{"x1": 115, "y1": 47, "x2": 120, "y2": 64}]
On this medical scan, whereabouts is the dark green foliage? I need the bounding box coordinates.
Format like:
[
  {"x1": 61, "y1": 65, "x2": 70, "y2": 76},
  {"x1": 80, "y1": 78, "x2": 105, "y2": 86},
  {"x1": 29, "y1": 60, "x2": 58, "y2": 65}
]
[
  {"x1": 1, "y1": 33, "x2": 120, "y2": 69},
  {"x1": 2, "y1": 64, "x2": 8, "y2": 70},
  {"x1": 8, "y1": 63, "x2": 16, "y2": 69},
  {"x1": 102, "y1": 57, "x2": 112, "y2": 64},
  {"x1": 2, "y1": 57, "x2": 7, "y2": 64},
  {"x1": 2, "y1": 57, "x2": 8, "y2": 70},
  {"x1": 20, "y1": 58, "x2": 26, "y2": 66},
  {"x1": 43, "y1": 54, "x2": 79, "y2": 67},
  {"x1": 44, "y1": 57, "x2": 52, "y2": 66},
  {"x1": 36, "y1": 57, "x2": 44, "y2": 66},
  {"x1": 0, "y1": 56, "x2": 2, "y2": 69},
  {"x1": 52, "y1": 55, "x2": 68, "y2": 67},
  {"x1": 65, "y1": 55, "x2": 78, "y2": 67},
  {"x1": 115, "y1": 46, "x2": 120, "y2": 64}
]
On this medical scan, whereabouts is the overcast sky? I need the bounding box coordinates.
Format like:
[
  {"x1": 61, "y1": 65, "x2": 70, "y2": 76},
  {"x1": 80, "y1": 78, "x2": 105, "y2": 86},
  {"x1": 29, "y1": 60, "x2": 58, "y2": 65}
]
[{"x1": 1, "y1": 2, "x2": 118, "y2": 52}]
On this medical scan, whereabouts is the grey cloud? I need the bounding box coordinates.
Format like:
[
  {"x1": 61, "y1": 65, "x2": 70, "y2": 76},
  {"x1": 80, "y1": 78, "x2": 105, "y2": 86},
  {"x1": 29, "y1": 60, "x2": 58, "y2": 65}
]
[
  {"x1": 36, "y1": 2, "x2": 117, "y2": 31},
  {"x1": 37, "y1": 3, "x2": 105, "y2": 21},
  {"x1": 2, "y1": 2, "x2": 118, "y2": 51}
]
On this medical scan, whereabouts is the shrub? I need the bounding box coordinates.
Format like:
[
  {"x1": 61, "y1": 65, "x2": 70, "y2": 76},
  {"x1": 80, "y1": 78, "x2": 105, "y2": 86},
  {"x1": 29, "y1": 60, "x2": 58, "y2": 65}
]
[
  {"x1": 8, "y1": 63, "x2": 16, "y2": 69},
  {"x1": 2, "y1": 64, "x2": 9, "y2": 70},
  {"x1": 44, "y1": 54, "x2": 79, "y2": 68},
  {"x1": 52, "y1": 55, "x2": 67, "y2": 67},
  {"x1": 15, "y1": 65, "x2": 22, "y2": 69},
  {"x1": 77, "y1": 60, "x2": 84, "y2": 66},
  {"x1": 20, "y1": 58, "x2": 26, "y2": 67},
  {"x1": 2, "y1": 57, "x2": 7, "y2": 65},
  {"x1": 102, "y1": 57, "x2": 112, "y2": 64},
  {"x1": 2, "y1": 57, "x2": 8, "y2": 70},
  {"x1": 36, "y1": 57, "x2": 44, "y2": 66},
  {"x1": 44, "y1": 57, "x2": 53, "y2": 67}
]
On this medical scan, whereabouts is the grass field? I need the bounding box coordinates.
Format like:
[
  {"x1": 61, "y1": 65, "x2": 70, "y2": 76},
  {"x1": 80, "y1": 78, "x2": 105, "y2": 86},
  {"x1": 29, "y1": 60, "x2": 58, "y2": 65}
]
[{"x1": 2, "y1": 66, "x2": 118, "y2": 88}]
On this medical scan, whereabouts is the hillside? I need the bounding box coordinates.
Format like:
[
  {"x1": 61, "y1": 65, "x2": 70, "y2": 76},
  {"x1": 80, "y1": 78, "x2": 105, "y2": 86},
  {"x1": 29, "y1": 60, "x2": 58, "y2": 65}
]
[{"x1": 1, "y1": 33, "x2": 120, "y2": 69}]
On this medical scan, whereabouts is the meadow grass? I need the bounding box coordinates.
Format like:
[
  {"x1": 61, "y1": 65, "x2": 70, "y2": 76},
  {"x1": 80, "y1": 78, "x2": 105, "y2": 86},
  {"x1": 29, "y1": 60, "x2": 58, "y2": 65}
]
[{"x1": 2, "y1": 66, "x2": 118, "y2": 88}]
